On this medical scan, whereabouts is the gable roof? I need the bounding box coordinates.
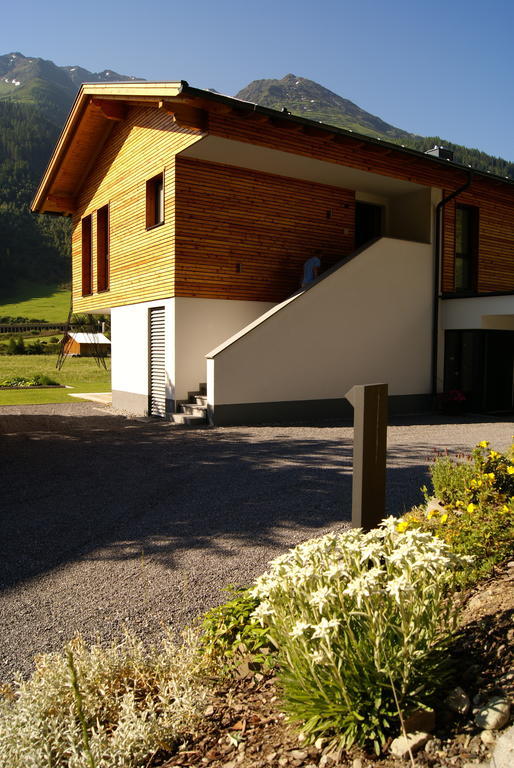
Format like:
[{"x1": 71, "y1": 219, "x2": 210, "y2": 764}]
[
  {"x1": 32, "y1": 80, "x2": 514, "y2": 214},
  {"x1": 67, "y1": 332, "x2": 111, "y2": 345}
]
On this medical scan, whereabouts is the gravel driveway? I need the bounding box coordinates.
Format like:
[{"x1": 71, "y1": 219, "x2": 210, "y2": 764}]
[{"x1": 0, "y1": 402, "x2": 512, "y2": 682}]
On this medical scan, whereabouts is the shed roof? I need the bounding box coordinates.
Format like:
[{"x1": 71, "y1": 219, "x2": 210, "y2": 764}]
[{"x1": 67, "y1": 332, "x2": 111, "y2": 345}]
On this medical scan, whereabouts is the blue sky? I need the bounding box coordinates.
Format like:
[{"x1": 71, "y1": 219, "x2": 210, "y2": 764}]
[{"x1": 3, "y1": 0, "x2": 514, "y2": 160}]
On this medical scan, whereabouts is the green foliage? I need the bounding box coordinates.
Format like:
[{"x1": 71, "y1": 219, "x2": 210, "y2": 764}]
[
  {"x1": 0, "y1": 631, "x2": 210, "y2": 768},
  {"x1": 250, "y1": 522, "x2": 468, "y2": 753},
  {"x1": 404, "y1": 441, "x2": 514, "y2": 583},
  {"x1": 200, "y1": 587, "x2": 274, "y2": 669},
  {"x1": 0, "y1": 373, "x2": 59, "y2": 387}
]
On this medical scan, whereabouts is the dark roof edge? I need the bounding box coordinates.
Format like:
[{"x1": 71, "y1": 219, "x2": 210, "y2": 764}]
[{"x1": 181, "y1": 83, "x2": 514, "y2": 191}]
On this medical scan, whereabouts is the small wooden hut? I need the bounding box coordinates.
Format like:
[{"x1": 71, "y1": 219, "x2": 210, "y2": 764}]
[{"x1": 63, "y1": 332, "x2": 111, "y2": 357}]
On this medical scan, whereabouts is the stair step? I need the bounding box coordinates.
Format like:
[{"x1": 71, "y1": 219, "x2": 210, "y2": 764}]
[
  {"x1": 195, "y1": 395, "x2": 208, "y2": 406},
  {"x1": 171, "y1": 413, "x2": 207, "y2": 426},
  {"x1": 181, "y1": 404, "x2": 207, "y2": 417}
]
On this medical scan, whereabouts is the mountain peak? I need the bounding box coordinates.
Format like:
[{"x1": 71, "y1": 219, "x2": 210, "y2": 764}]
[{"x1": 235, "y1": 75, "x2": 410, "y2": 140}]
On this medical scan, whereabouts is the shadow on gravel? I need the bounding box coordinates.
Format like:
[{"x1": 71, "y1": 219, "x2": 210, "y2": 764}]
[{"x1": 0, "y1": 412, "x2": 440, "y2": 592}]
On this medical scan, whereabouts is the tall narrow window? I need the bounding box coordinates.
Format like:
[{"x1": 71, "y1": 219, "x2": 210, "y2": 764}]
[
  {"x1": 81, "y1": 214, "x2": 92, "y2": 296},
  {"x1": 97, "y1": 205, "x2": 109, "y2": 292},
  {"x1": 455, "y1": 204, "x2": 478, "y2": 292},
  {"x1": 146, "y1": 173, "x2": 164, "y2": 228}
]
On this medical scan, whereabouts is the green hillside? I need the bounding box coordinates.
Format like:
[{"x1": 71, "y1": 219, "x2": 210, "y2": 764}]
[{"x1": 0, "y1": 280, "x2": 70, "y2": 323}]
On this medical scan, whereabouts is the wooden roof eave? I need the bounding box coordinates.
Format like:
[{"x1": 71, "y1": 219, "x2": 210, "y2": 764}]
[{"x1": 31, "y1": 81, "x2": 185, "y2": 214}]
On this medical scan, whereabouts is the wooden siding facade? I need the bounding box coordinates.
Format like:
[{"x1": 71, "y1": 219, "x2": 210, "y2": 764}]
[
  {"x1": 175, "y1": 157, "x2": 355, "y2": 302},
  {"x1": 441, "y1": 181, "x2": 514, "y2": 294},
  {"x1": 71, "y1": 106, "x2": 203, "y2": 313},
  {"x1": 69, "y1": 97, "x2": 514, "y2": 313}
]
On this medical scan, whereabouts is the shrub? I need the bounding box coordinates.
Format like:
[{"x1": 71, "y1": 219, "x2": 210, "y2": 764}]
[
  {"x1": 200, "y1": 587, "x2": 273, "y2": 668},
  {"x1": 250, "y1": 520, "x2": 468, "y2": 753},
  {"x1": 403, "y1": 441, "x2": 514, "y2": 582},
  {"x1": 0, "y1": 374, "x2": 59, "y2": 387},
  {"x1": 0, "y1": 631, "x2": 209, "y2": 768}
]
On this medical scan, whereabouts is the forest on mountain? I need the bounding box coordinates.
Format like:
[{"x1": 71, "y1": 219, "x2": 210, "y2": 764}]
[{"x1": 0, "y1": 101, "x2": 71, "y2": 298}]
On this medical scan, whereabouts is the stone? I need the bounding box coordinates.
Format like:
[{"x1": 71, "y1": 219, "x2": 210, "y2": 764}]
[
  {"x1": 265, "y1": 753, "x2": 277, "y2": 763},
  {"x1": 480, "y1": 729, "x2": 496, "y2": 746},
  {"x1": 490, "y1": 724, "x2": 514, "y2": 768},
  {"x1": 289, "y1": 750, "x2": 307, "y2": 761},
  {"x1": 446, "y1": 686, "x2": 471, "y2": 715},
  {"x1": 314, "y1": 738, "x2": 325, "y2": 750},
  {"x1": 390, "y1": 731, "x2": 431, "y2": 759},
  {"x1": 278, "y1": 757, "x2": 289, "y2": 767},
  {"x1": 404, "y1": 708, "x2": 436, "y2": 733},
  {"x1": 424, "y1": 737, "x2": 443, "y2": 754},
  {"x1": 352, "y1": 759, "x2": 362, "y2": 768},
  {"x1": 475, "y1": 695, "x2": 511, "y2": 730}
]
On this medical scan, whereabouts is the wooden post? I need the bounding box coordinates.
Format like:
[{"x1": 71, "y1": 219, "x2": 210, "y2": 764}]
[{"x1": 344, "y1": 383, "x2": 388, "y2": 531}]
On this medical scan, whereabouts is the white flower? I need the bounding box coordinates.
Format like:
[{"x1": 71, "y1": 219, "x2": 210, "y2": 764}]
[
  {"x1": 309, "y1": 586, "x2": 334, "y2": 610},
  {"x1": 311, "y1": 617, "x2": 339, "y2": 640},
  {"x1": 251, "y1": 601, "x2": 274, "y2": 626},
  {"x1": 385, "y1": 575, "x2": 412, "y2": 604},
  {"x1": 290, "y1": 621, "x2": 311, "y2": 639}
]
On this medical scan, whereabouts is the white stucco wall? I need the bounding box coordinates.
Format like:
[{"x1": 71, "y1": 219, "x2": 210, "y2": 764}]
[
  {"x1": 174, "y1": 297, "x2": 275, "y2": 400},
  {"x1": 207, "y1": 238, "x2": 433, "y2": 406},
  {"x1": 111, "y1": 296, "x2": 275, "y2": 408},
  {"x1": 111, "y1": 298, "x2": 176, "y2": 405},
  {"x1": 443, "y1": 295, "x2": 514, "y2": 330}
]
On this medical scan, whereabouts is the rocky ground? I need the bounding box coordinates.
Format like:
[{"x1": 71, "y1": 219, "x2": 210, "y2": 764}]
[{"x1": 159, "y1": 561, "x2": 514, "y2": 768}]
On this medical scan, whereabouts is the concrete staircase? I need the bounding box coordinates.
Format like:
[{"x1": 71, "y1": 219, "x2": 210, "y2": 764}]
[{"x1": 171, "y1": 383, "x2": 209, "y2": 426}]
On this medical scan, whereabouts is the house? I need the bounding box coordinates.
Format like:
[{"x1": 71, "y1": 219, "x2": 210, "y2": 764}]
[
  {"x1": 63, "y1": 332, "x2": 111, "y2": 357},
  {"x1": 32, "y1": 81, "x2": 514, "y2": 424}
]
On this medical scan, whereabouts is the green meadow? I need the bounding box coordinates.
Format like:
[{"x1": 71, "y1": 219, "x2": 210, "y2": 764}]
[
  {"x1": 0, "y1": 355, "x2": 110, "y2": 405},
  {"x1": 0, "y1": 281, "x2": 71, "y2": 323}
]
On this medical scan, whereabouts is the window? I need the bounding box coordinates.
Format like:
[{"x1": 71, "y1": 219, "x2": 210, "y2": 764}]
[
  {"x1": 97, "y1": 205, "x2": 109, "y2": 292},
  {"x1": 455, "y1": 204, "x2": 478, "y2": 292},
  {"x1": 81, "y1": 214, "x2": 92, "y2": 296},
  {"x1": 146, "y1": 173, "x2": 164, "y2": 229}
]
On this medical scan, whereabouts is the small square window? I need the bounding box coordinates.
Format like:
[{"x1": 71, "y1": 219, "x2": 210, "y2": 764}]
[{"x1": 146, "y1": 173, "x2": 164, "y2": 229}]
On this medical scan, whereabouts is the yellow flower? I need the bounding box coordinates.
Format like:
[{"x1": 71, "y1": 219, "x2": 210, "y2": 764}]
[
  {"x1": 455, "y1": 500, "x2": 464, "y2": 507},
  {"x1": 440, "y1": 514, "x2": 448, "y2": 523},
  {"x1": 479, "y1": 441, "x2": 489, "y2": 448},
  {"x1": 427, "y1": 509, "x2": 438, "y2": 520},
  {"x1": 396, "y1": 521, "x2": 409, "y2": 533},
  {"x1": 467, "y1": 503, "x2": 475, "y2": 513},
  {"x1": 508, "y1": 466, "x2": 514, "y2": 475},
  {"x1": 489, "y1": 451, "x2": 500, "y2": 459},
  {"x1": 500, "y1": 505, "x2": 509, "y2": 514},
  {"x1": 487, "y1": 473, "x2": 495, "y2": 481}
]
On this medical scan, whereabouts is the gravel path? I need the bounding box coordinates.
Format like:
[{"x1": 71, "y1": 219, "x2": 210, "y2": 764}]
[{"x1": 0, "y1": 402, "x2": 512, "y2": 682}]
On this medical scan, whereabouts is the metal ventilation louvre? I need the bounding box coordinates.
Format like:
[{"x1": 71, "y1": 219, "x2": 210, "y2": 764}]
[{"x1": 149, "y1": 307, "x2": 166, "y2": 417}]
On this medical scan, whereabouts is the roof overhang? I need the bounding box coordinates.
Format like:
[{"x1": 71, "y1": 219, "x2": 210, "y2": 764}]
[
  {"x1": 32, "y1": 80, "x2": 514, "y2": 215},
  {"x1": 32, "y1": 82, "x2": 186, "y2": 213},
  {"x1": 180, "y1": 135, "x2": 426, "y2": 197}
]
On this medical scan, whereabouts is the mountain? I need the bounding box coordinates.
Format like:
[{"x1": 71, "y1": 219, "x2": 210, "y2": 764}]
[
  {"x1": 236, "y1": 74, "x2": 514, "y2": 179},
  {"x1": 0, "y1": 51, "x2": 143, "y2": 123},
  {"x1": 236, "y1": 73, "x2": 412, "y2": 141},
  {"x1": 0, "y1": 53, "x2": 143, "y2": 299}
]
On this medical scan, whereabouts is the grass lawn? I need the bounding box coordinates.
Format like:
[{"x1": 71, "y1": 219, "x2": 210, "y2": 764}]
[
  {"x1": 0, "y1": 355, "x2": 111, "y2": 405},
  {"x1": 0, "y1": 281, "x2": 71, "y2": 323}
]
